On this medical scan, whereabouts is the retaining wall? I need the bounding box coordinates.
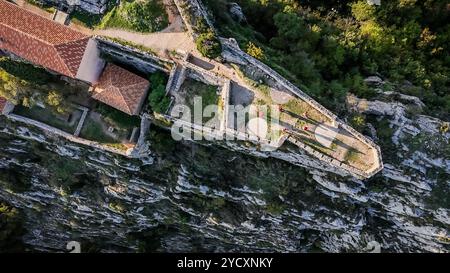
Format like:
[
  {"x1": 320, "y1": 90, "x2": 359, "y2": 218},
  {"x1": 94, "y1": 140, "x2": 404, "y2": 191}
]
[{"x1": 7, "y1": 113, "x2": 135, "y2": 158}]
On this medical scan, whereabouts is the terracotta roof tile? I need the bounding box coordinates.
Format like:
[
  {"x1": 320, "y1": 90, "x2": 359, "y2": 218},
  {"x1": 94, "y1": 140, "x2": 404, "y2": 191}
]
[
  {"x1": 0, "y1": 0, "x2": 89, "y2": 77},
  {"x1": 93, "y1": 64, "x2": 150, "y2": 115}
]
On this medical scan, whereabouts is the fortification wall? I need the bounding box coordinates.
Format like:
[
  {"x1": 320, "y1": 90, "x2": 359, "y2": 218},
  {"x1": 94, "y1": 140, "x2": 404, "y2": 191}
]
[
  {"x1": 7, "y1": 113, "x2": 135, "y2": 157},
  {"x1": 95, "y1": 37, "x2": 174, "y2": 75},
  {"x1": 221, "y1": 38, "x2": 383, "y2": 178},
  {"x1": 34, "y1": 0, "x2": 110, "y2": 14}
]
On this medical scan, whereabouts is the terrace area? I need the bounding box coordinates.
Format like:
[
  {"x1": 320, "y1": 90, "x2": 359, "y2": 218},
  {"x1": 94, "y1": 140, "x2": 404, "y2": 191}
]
[
  {"x1": 166, "y1": 66, "x2": 223, "y2": 129},
  {"x1": 229, "y1": 63, "x2": 379, "y2": 175}
]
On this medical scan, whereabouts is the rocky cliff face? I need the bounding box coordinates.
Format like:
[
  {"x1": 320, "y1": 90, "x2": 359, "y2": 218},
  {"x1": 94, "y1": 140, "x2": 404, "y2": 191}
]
[{"x1": 0, "y1": 84, "x2": 448, "y2": 252}]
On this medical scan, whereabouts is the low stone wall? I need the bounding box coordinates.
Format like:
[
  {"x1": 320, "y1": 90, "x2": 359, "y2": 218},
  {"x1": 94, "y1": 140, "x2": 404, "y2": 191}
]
[
  {"x1": 288, "y1": 136, "x2": 366, "y2": 179},
  {"x1": 173, "y1": 0, "x2": 196, "y2": 39},
  {"x1": 73, "y1": 105, "x2": 89, "y2": 137},
  {"x1": 173, "y1": 0, "x2": 220, "y2": 46},
  {"x1": 172, "y1": 66, "x2": 187, "y2": 94},
  {"x1": 219, "y1": 80, "x2": 231, "y2": 132},
  {"x1": 6, "y1": 113, "x2": 134, "y2": 158},
  {"x1": 165, "y1": 65, "x2": 179, "y2": 95},
  {"x1": 184, "y1": 64, "x2": 223, "y2": 86},
  {"x1": 36, "y1": 0, "x2": 110, "y2": 14}
]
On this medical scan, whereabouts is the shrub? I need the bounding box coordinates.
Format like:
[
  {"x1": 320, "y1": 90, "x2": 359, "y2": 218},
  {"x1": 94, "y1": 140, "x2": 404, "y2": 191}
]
[
  {"x1": 246, "y1": 42, "x2": 264, "y2": 60},
  {"x1": 0, "y1": 57, "x2": 52, "y2": 85},
  {"x1": 440, "y1": 122, "x2": 449, "y2": 134},
  {"x1": 148, "y1": 72, "x2": 170, "y2": 114},
  {"x1": 46, "y1": 91, "x2": 67, "y2": 114},
  {"x1": 196, "y1": 30, "x2": 222, "y2": 59}
]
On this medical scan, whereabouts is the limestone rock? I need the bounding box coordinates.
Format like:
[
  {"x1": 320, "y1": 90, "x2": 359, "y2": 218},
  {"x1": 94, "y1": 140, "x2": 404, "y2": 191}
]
[
  {"x1": 346, "y1": 93, "x2": 404, "y2": 117},
  {"x1": 364, "y1": 75, "x2": 384, "y2": 86},
  {"x1": 228, "y1": 2, "x2": 246, "y2": 23}
]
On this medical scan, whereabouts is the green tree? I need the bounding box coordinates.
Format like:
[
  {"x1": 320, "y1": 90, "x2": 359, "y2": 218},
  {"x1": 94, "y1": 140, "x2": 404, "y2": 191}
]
[
  {"x1": 46, "y1": 91, "x2": 68, "y2": 114},
  {"x1": 148, "y1": 72, "x2": 170, "y2": 113},
  {"x1": 0, "y1": 69, "x2": 31, "y2": 105},
  {"x1": 351, "y1": 1, "x2": 376, "y2": 22}
]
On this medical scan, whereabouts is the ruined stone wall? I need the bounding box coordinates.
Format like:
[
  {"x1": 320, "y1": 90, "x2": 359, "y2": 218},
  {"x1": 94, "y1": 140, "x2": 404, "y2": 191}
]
[
  {"x1": 36, "y1": 0, "x2": 111, "y2": 14},
  {"x1": 221, "y1": 38, "x2": 384, "y2": 178},
  {"x1": 173, "y1": 0, "x2": 217, "y2": 39},
  {"x1": 185, "y1": 65, "x2": 223, "y2": 87},
  {"x1": 6, "y1": 113, "x2": 134, "y2": 157},
  {"x1": 95, "y1": 37, "x2": 174, "y2": 75}
]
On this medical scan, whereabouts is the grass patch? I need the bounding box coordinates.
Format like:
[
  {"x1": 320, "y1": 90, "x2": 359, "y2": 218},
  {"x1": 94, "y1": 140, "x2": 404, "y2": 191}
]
[
  {"x1": 98, "y1": 0, "x2": 168, "y2": 33},
  {"x1": 96, "y1": 103, "x2": 141, "y2": 129},
  {"x1": 344, "y1": 148, "x2": 360, "y2": 164},
  {"x1": 181, "y1": 79, "x2": 219, "y2": 124},
  {"x1": 70, "y1": 9, "x2": 104, "y2": 28},
  {"x1": 79, "y1": 118, "x2": 116, "y2": 143},
  {"x1": 13, "y1": 105, "x2": 80, "y2": 133}
]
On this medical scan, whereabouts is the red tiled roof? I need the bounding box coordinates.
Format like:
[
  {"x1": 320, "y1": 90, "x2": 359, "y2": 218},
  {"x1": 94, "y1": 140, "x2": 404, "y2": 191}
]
[
  {"x1": 93, "y1": 64, "x2": 150, "y2": 115},
  {"x1": 0, "y1": 0, "x2": 89, "y2": 77},
  {"x1": 0, "y1": 96, "x2": 7, "y2": 113}
]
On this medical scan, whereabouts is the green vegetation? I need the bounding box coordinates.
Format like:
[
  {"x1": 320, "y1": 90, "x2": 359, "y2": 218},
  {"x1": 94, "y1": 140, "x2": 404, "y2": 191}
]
[
  {"x1": 425, "y1": 171, "x2": 450, "y2": 210},
  {"x1": 46, "y1": 91, "x2": 69, "y2": 114},
  {"x1": 440, "y1": 122, "x2": 449, "y2": 134},
  {"x1": 204, "y1": 0, "x2": 450, "y2": 118},
  {"x1": 13, "y1": 105, "x2": 80, "y2": 133},
  {"x1": 0, "y1": 202, "x2": 25, "y2": 252},
  {"x1": 0, "y1": 57, "x2": 53, "y2": 85},
  {"x1": 79, "y1": 118, "x2": 116, "y2": 143},
  {"x1": 98, "y1": 0, "x2": 169, "y2": 33},
  {"x1": 179, "y1": 1, "x2": 222, "y2": 59},
  {"x1": 407, "y1": 132, "x2": 450, "y2": 160},
  {"x1": 181, "y1": 79, "x2": 219, "y2": 123},
  {"x1": 0, "y1": 167, "x2": 31, "y2": 193},
  {"x1": 196, "y1": 30, "x2": 222, "y2": 59},
  {"x1": 246, "y1": 41, "x2": 264, "y2": 60},
  {"x1": 70, "y1": 9, "x2": 104, "y2": 28},
  {"x1": 0, "y1": 58, "x2": 83, "y2": 115},
  {"x1": 350, "y1": 114, "x2": 366, "y2": 132},
  {"x1": 344, "y1": 148, "x2": 360, "y2": 163},
  {"x1": 148, "y1": 72, "x2": 170, "y2": 114},
  {"x1": 185, "y1": 80, "x2": 219, "y2": 109},
  {"x1": 25, "y1": 0, "x2": 55, "y2": 13},
  {"x1": 96, "y1": 103, "x2": 141, "y2": 129}
]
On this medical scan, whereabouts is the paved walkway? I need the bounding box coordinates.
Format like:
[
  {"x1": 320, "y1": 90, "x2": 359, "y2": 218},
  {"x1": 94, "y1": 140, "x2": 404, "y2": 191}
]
[
  {"x1": 93, "y1": 29, "x2": 195, "y2": 54},
  {"x1": 314, "y1": 123, "x2": 339, "y2": 148}
]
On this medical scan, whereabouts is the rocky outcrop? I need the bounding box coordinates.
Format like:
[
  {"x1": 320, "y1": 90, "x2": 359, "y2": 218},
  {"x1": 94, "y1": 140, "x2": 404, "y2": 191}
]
[
  {"x1": 346, "y1": 93, "x2": 406, "y2": 117},
  {"x1": 228, "y1": 3, "x2": 246, "y2": 23}
]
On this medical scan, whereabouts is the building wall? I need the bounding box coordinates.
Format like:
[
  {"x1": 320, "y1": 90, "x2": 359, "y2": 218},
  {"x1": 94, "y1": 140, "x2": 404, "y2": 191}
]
[{"x1": 76, "y1": 38, "x2": 105, "y2": 84}]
